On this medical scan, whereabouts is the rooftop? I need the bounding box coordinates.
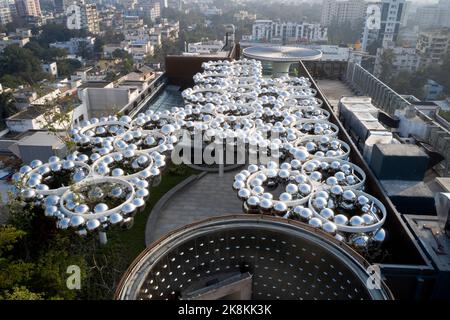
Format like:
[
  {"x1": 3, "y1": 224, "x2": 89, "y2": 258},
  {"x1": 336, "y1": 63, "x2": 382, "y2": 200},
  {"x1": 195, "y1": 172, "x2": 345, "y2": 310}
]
[{"x1": 7, "y1": 107, "x2": 45, "y2": 121}]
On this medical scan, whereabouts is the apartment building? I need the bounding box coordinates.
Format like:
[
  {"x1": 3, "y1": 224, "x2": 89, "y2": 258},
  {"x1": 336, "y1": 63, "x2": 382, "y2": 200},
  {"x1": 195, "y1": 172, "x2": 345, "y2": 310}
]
[
  {"x1": 66, "y1": 0, "x2": 100, "y2": 34},
  {"x1": 321, "y1": 0, "x2": 368, "y2": 26},
  {"x1": 416, "y1": 28, "x2": 450, "y2": 66},
  {"x1": 252, "y1": 20, "x2": 328, "y2": 43}
]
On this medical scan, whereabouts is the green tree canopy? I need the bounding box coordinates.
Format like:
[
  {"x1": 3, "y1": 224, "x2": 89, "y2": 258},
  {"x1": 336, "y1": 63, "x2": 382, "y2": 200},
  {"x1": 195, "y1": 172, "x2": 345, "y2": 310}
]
[{"x1": 0, "y1": 45, "x2": 46, "y2": 86}]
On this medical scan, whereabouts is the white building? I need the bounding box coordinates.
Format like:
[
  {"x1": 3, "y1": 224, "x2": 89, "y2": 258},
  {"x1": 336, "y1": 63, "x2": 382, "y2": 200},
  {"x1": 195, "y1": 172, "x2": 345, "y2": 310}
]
[
  {"x1": 127, "y1": 40, "x2": 154, "y2": 62},
  {"x1": 41, "y1": 62, "x2": 58, "y2": 77},
  {"x1": 149, "y1": 32, "x2": 161, "y2": 46},
  {"x1": 50, "y1": 37, "x2": 95, "y2": 56},
  {"x1": 374, "y1": 44, "x2": 420, "y2": 77},
  {"x1": 77, "y1": 67, "x2": 155, "y2": 117},
  {"x1": 66, "y1": 0, "x2": 100, "y2": 34},
  {"x1": 0, "y1": 34, "x2": 30, "y2": 51},
  {"x1": 252, "y1": 20, "x2": 328, "y2": 43},
  {"x1": 233, "y1": 10, "x2": 256, "y2": 21},
  {"x1": 252, "y1": 20, "x2": 272, "y2": 42},
  {"x1": 187, "y1": 40, "x2": 224, "y2": 54},
  {"x1": 321, "y1": 0, "x2": 368, "y2": 26}
]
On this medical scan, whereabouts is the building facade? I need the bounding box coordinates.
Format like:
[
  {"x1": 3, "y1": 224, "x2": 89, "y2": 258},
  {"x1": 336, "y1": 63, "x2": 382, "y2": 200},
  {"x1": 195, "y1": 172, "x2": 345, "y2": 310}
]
[
  {"x1": 251, "y1": 20, "x2": 328, "y2": 43},
  {"x1": 415, "y1": 0, "x2": 450, "y2": 30},
  {"x1": 362, "y1": 0, "x2": 406, "y2": 51},
  {"x1": 0, "y1": 0, "x2": 12, "y2": 25},
  {"x1": 416, "y1": 28, "x2": 450, "y2": 66},
  {"x1": 321, "y1": 0, "x2": 368, "y2": 26},
  {"x1": 66, "y1": 0, "x2": 100, "y2": 34},
  {"x1": 14, "y1": 0, "x2": 41, "y2": 17},
  {"x1": 187, "y1": 40, "x2": 224, "y2": 54},
  {"x1": 374, "y1": 44, "x2": 420, "y2": 77}
]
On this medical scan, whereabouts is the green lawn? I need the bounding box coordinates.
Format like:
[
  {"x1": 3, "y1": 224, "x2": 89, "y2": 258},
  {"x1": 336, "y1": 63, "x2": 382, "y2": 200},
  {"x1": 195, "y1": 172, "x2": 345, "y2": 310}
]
[{"x1": 439, "y1": 110, "x2": 450, "y2": 122}]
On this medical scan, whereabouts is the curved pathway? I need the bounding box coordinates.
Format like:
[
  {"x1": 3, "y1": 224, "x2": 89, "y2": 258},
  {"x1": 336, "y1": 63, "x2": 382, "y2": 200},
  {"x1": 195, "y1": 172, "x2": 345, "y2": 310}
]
[{"x1": 145, "y1": 170, "x2": 243, "y2": 245}]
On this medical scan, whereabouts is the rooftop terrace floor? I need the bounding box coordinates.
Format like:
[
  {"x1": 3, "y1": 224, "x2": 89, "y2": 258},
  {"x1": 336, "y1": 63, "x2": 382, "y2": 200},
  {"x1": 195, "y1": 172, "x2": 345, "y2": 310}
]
[{"x1": 316, "y1": 79, "x2": 354, "y2": 109}]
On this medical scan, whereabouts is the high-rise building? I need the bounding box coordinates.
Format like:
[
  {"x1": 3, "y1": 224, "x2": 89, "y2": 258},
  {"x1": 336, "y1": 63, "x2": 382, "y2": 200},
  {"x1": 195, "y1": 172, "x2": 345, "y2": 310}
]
[
  {"x1": 361, "y1": 0, "x2": 406, "y2": 51},
  {"x1": 321, "y1": 0, "x2": 368, "y2": 26},
  {"x1": 54, "y1": 0, "x2": 69, "y2": 13},
  {"x1": 66, "y1": 0, "x2": 100, "y2": 34},
  {"x1": 0, "y1": 0, "x2": 12, "y2": 25},
  {"x1": 15, "y1": 0, "x2": 41, "y2": 17},
  {"x1": 415, "y1": 0, "x2": 450, "y2": 30}
]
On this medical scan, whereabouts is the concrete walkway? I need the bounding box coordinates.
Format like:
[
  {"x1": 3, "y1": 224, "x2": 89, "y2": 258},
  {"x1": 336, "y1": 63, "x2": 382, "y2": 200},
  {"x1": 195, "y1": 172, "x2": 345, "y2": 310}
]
[{"x1": 145, "y1": 170, "x2": 243, "y2": 245}]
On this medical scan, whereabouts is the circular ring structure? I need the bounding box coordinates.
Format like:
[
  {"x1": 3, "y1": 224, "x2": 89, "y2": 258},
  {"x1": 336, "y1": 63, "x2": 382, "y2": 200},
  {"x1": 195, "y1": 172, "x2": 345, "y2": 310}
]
[{"x1": 115, "y1": 215, "x2": 392, "y2": 300}]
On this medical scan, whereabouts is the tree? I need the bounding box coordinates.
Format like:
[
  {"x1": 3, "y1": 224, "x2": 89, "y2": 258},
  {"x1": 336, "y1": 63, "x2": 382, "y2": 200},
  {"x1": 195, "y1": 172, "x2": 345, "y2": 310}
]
[
  {"x1": 112, "y1": 49, "x2": 134, "y2": 73},
  {"x1": 388, "y1": 71, "x2": 425, "y2": 99},
  {"x1": 0, "y1": 286, "x2": 43, "y2": 300},
  {"x1": 94, "y1": 38, "x2": 105, "y2": 55},
  {"x1": 25, "y1": 41, "x2": 68, "y2": 62},
  {"x1": 378, "y1": 49, "x2": 395, "y2": 83},
  {"x1": 0, "y1": 92, "x2": 19, "y2": 128},
  {"x1": 0, "y1": 225, "x2": 36, "y2": 296},
  {"x1": 37, "y1": 24, "x2": 88, "y2": 47},
  {"x1": 76, "y1": 41, "x2": 94, "y2": 60},
  {"x1": 0, "y1": 45, "x2": 46, "y2": 86},
  {"x1": 57, "y1": 59, "x2": 82, "y2": 77}
]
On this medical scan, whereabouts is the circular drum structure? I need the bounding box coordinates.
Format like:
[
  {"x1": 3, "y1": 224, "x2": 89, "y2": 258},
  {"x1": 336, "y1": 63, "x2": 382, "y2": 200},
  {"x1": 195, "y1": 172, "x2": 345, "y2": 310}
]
[
  {"x1": 115, "y1": 215, "x2": 392, "y2": 300},
  {"x1": 243, "y1": 46, "x2": 322, "y2": 77}
]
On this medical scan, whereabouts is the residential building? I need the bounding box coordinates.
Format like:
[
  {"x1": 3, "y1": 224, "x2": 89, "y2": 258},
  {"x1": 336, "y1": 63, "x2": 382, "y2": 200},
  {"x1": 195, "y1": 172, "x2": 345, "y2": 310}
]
[
  {"x1": 50, "y1": 36, "x2": 95, "y2": 55},
  {"x1": 374, "y1": 43, "x2": 419, "y2": 77},
  {"x1": 416, "y1": 28, "x2": 450, "y2": 66},
  {"x1": 77, "y1": 66, "x2": 155, "y2": 117},
  {"x1": 0, "y1": 0, "x2": 12, "y2": 25},
  {"x1": 0, "y1": 34, "x2": 30, "y2": 51},
  {"x1": 123, "y1": 15, "x2": 144, "y2": 30},
  {"x1": 14, "y1": 0, "x2": 41, "y2": 17},
  {"x1": 201, "y1": 6, "x2": 222, "y2": 16},
  {"x1": 152, "y1": 19, "x2": 179, "y2": 40},
  {"x1": 362, "y1": 0, "x2": 406, "y2": 51},
  {"x1": 127, "y1": 40, "x2": 153, "y2": 62},
  {"x1": 41, "y1": 62, "x2": 58, "y2": 77},
  {"x1": 66, "y1": 0, "x2": 100, "y2": 34},
  {"x1": 415, "y1": 0, "x2": 450, "y2": 30},
  {"x1": 424, "y1": 79, "x2": 444, "y2": 101},
  {"x1": 149, "y1": 32, "x2": 161, "y2": 46},
  {"x1": 187, "y1": 40, "x2": 224, "y2": 54},
  {"x1": 233, "y1": 10, "x2": 256, "y2": 21},
  {"x1": 251, "y1": 20, "x2": 272, "y2": 42},
  {"x1": 251, "y1": 20, "x2": 328, "y2": 43},
  {"x1": 321, "y1": 0, "x2": 368, "y2": 26}
]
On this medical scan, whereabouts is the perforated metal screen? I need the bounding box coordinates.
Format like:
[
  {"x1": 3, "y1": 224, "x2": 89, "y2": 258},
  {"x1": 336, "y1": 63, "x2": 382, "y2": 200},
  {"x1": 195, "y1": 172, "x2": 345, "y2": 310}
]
[{"x1": 116, "y1": 216, "x2": 392, "y2": 300}]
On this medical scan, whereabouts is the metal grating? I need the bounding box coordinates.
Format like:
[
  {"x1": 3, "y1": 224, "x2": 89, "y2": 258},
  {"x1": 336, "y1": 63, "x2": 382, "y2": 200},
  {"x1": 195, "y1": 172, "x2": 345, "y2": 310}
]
[{"x1": 116, "y1": 216, "x2": 392, "y2": 300}]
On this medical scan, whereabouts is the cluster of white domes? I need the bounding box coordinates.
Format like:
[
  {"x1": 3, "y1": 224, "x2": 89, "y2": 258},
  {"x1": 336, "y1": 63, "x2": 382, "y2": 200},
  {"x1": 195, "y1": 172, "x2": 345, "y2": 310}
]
[
  {"x1": 191, "y1": 60, "x2": 388, "y2": 252},
  {"x1": 13, "y1": 114, "x2": 171, "y2": 235},
  {"x1": 12, "y1": 58, "x2": 387, "y2": 250}
]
